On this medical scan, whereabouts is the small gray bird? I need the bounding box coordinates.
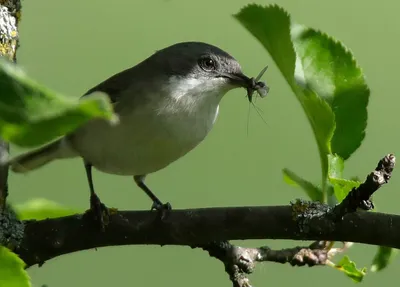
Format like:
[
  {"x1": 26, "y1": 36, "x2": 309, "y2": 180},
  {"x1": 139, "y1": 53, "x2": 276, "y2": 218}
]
[{"x1": 9, "y1": 42, "x2": 268, "y2": 227}]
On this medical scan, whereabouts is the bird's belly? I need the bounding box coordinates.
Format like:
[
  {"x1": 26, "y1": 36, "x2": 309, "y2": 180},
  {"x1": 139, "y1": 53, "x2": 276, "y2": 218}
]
[{"x1": 68, "y1": 106, "x2": 219, "y2": 176}]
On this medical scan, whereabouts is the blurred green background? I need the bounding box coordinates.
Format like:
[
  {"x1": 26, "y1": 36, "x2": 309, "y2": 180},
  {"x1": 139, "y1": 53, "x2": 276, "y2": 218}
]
[{"x1": 9, "y1": 0, "x2": 400, "y2": 286}]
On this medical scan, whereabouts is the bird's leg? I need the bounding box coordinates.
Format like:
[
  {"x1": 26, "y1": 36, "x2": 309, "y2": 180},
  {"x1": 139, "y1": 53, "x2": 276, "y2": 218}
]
[
  {"x1": 133, "y1": 175, "x2": 171, "y2": 219},
  {"x1": 85, "y1": 161, "x2": 109, "y2": 231}
]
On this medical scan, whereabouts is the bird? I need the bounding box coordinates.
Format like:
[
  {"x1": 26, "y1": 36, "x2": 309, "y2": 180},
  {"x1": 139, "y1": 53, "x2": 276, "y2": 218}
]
[{"x1": 8, "y1": 41, "x2": 268, "y2": 229}]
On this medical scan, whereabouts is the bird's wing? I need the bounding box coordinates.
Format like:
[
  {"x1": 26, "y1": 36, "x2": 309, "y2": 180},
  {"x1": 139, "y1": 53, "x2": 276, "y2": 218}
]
[{"x1": 80, "y1": 67, "x2": 137, "y2": 104}]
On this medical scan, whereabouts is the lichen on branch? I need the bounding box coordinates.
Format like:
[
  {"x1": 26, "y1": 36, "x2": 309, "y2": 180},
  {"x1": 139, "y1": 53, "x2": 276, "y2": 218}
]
[{"x1": 0, "y1": 0, "x2": 21, "y2": 211}]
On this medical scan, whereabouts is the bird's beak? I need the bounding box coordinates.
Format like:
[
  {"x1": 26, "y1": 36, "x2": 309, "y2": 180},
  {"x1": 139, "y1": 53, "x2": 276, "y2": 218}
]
[
  {"x1": 218, "y1": 71, "x2": 269, "y2": 103},
  {"x1": 220, "y1": 72, "x2": 252, "y2": 88}
]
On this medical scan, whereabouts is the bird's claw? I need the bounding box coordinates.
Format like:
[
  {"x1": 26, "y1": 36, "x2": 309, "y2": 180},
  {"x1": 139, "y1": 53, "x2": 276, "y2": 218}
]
[
  {"x1": 151, "y1": 201, "x2": 172, "y2": 220},
  {"x1": 89, "y1": 193, "x2": 110, "y2": 231}
]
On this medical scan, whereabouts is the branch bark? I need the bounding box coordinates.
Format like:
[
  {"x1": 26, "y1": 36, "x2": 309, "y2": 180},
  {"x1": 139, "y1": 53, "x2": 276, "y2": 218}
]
[
  {"x1": 0, "y1": 0, "x2": 21, "y2": 211},
  {"x1": 14, "y1": 203, "x2": 400, "y2": 268}
]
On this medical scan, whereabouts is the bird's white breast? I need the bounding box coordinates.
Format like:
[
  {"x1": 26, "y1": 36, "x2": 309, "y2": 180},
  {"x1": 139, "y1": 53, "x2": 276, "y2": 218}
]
[{"x1": 68, "y1": 76, "x2": 228, "y2": 176}]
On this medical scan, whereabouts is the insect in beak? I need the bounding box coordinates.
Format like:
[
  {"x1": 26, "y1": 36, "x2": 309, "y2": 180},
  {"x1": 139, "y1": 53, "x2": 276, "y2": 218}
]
[{"x1": 246, "y1": 65, "x2": 269, "y2": 103}]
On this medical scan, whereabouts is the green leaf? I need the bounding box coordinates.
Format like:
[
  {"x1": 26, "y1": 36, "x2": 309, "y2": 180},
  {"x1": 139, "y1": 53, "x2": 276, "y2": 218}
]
[
  {"x1": 328, "y1": 154, "x2": 344, "y2": 179},
  {"x1": 234, "y1": 4, "x2": 336, "y2": 192},
  {"x1": 0, "y1": 58, "x2": 116, "y2": 147},
  {"x1": 13, "y1": 198, "x2": 80, "y2": 220},
  {"x1": 291, "y1": 26, "x2": 369, "y2": 160},
  {"x1": 234, "y1": 5, "x2": 296, "y2": 87},
  {"x1": 329, "y1": 178, "x2": 361, "y2": 202},
  {"x1": 0, "y1": 246, "x2": 30, "y2": 287},
  {"x1": 371, "y1": 246, "x2": 397, "y2": 272},
  {"x1": 299, "y1": 91, "x2": 335, "y2": 189},
  {"x1": 282, "y1": 168, "x2": 322, "y2": 201},
  {"x1": 327, "y1": 154, "x2": 345, "y2": 203},
  {"x1": 327, "y1": 154, "x2": 360, "y2": 202},
  {"x1": 333, "y1": 256, "x2": 366, "y2": 283}
]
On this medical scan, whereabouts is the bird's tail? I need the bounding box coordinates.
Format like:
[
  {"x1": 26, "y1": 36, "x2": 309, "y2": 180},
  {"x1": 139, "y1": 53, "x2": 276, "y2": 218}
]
[{"x1": 8, "y1": 139, "x2": 75, "y2": 173}]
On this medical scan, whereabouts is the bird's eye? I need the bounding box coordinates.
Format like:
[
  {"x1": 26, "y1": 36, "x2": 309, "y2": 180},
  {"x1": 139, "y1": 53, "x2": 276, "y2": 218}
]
[{"x1": 199, "y1": 57, "x2": 216, "y2": 71}]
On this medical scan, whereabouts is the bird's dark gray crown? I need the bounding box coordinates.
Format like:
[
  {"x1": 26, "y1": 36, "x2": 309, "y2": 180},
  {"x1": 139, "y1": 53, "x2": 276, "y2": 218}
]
[
  {"x1": 150, "y1": 42, "x2": 242, "y2": 77},
  {"x1": 83, "y1": 42, "x2": 242, "y2": 100}
]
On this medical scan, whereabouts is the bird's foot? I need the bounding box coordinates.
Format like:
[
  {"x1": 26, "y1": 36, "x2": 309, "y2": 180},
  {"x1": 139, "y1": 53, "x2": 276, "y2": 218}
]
[
  {"x1": 151, "y1": 201, "x2": 172, "y2": 220},
  {"x1": 89, "y1": 193, "x2": 110, "y2": 231}
]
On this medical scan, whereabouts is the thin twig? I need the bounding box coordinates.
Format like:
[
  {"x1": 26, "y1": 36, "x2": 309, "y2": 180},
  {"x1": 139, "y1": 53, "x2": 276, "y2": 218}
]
[
  {"x1": 332, "y1": 154, "x2": 395, "y2": 218},
  {"x1": 197, "y1": 240, "x2": 337, "y2": 287}
]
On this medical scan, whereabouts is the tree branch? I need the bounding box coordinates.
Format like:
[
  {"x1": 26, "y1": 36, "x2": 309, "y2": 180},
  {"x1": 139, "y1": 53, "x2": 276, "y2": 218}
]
[
  {"x1": 0, "y1": 0, "x2": 21, "y2": 211},
  {"x1": 0, "y1": 141, "x2": 9, "y2": 211},
  {"x1": 5, "y1": 154, "x2": 396, "y2": 286},
  {"x1": 14, "y1": 203, "x2": 400, "y2": 267}
]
